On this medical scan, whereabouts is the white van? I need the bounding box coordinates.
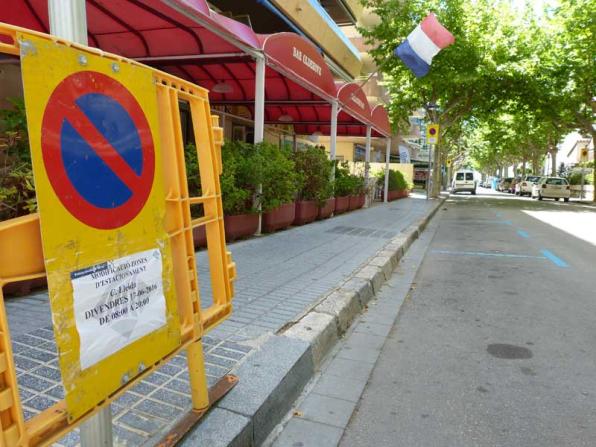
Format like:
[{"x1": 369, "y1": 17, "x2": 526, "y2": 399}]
[{"x1": 452, "y1": 171, "x2": 476, "y2": 194}]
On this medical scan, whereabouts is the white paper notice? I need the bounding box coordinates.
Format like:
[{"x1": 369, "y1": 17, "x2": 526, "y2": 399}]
[{"x1": 71, "y1": 248, "x2": 166, "y2": 370}]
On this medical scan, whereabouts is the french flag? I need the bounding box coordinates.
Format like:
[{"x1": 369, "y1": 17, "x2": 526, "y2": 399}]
[{"x1": 394, "y1": 13, "x2": 455, "y2": 78}]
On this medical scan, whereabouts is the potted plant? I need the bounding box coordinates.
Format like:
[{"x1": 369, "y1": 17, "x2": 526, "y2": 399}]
[
  {"x1": 221, "y1": 141, "x2": 261, "y2": 241},
  {"x1": 377, "y1": 169, "x2": 410, "y2": 201},
  {"x1": 293, "y1": 146, "x2": 334, "y2": 225},
  {"x1": 259, "y1": 143, "x2": 300, "y2": 232},
  {"x1": 333, "y1": 162, "x2": 352, "y2": 214},
  {"x1": 0, "y1": 98, "x2": 46, "y2": 296},
  {"x1": 348, "y1": 174, "x2": 365, "y2": 210}
]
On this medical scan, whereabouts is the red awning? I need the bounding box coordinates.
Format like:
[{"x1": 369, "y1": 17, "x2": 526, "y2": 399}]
[
  {"x1": 2, "y1": 0, "x2": 379, "y2": 137},
  {"x1": 371, "y1": 105, "x2": 391, "y2": 138}
]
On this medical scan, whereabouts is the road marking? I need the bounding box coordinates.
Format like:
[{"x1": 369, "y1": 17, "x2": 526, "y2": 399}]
[
  {"x1": 540, "y1": 249, "x2": 569, "y2": 268},
  {"x1": 517, "y1": 230, "x2": 530, "y2": 238},
  {"x1": 431, "y1": 250, "x2": 545, "y2": 259}
]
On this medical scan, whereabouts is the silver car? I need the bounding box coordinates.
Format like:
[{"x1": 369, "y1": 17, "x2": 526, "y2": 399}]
[
  {"x1": 515, "y1": 175, "x2": 542, "y2": 196},
  {"x1": 531, "y1": 177, "x2": 571, "y2": 202}
]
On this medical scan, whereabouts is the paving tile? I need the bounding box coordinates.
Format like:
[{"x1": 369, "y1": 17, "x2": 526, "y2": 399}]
[
  {"x1": 324, "y1": 357, "x2": 375, "y2": 383},
  {"x1": 221, "y1": 341, "x2": 253, "y2": 354},
  {"x1": 205, "y1": 354, "x2": 237, "y2": 369},
  {"x1": 134, "y1": 398, "x2": 181, "y2": 420},
  {"x1": 14, "y1": 356, "x2": 42, "y2": 371},
  {"x1": 211, "y1": 347, "x2": 246, "y2": 361},
  {"x1": 298, "y1": 393, "x2": 356, "y2": 428},
  {"x1": 19, "y1": 374, "x2": 54, "y2": 392},
  {"x1": 353, "y1": 320, "x2": 393, "y2": 338},
  {"x1": 113, "y1": 426, "x2": 148, "y2": 446},
  {"x1": 21, "y1": 348, "x2": 55, "y2": 363},
  {"x1": 272, "y1": 417, "x2": 343, "y2": 447},
  {"x1": 165, "y1": 378, "x2": 191, "y2": 394},
  {"x1": 149, "y1": 388, "x2": 192, "y2": 409},
  {"x1": 311, "y1": 374, "x2": 368, "y2": 403},
  {"x1": 117, "y1": 410, "x2": 165, "y2": 434},
  {"x1": 115, "y1": 392, "x2": 142, "y2": 407},
  {"x1": 143, "y1": 372, "x2": 170, "y2": 385},
  {"x1": 31, "y1": 366, "x2": 62, "y2": 381},
  {"x1": 46, "y1": 385, "x2": 65, "y2": 400},
  {"x1": 131, "y1": 381, "x2": 157, "y2": 395},
  {"x1": 23, "y1": 395, "x2": 57, "y2": 411},
  {"x1": 336, "y1": 342, "x2": 382, "y2": 365},
  {"x1": 56, "y1": 429, "x2": 80, "y2": 447}
]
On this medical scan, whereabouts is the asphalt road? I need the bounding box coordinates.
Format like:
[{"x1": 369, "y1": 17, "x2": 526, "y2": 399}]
[{"x1": 340, "y1": 188, "x2": 596, "y2": 447}]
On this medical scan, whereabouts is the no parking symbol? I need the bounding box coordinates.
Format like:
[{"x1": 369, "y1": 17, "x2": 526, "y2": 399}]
[{"x1": 42, "y1": 71, "x2": 155, "y2": 229}]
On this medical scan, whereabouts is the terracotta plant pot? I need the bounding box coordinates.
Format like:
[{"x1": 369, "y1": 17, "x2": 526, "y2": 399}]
[
  {"x1": 294, "y1": 200, "x2": 318, "y2": 226},
  {"x1": 389, "y1": 190, "x2": 400, "y2": 201},
  {"x1": 334, "y1": 196, "x2": 350, "y2": 214},
  {"x1": 192, "y1": 225, "x2": 207, "y2": 248},
  {"x1": 349, "y1": 194, "x2": 365, "y2": 210},
  {"x1": 2, "y1": 277, "x2": 47, "y2": 297},
  {"x1": 263, "y1": 202, "x2": 296, "y2": 233},
  {"x1": 317, "y1": 198, "x2": 335, "y2": 219},
  {"x1": 224, "y1": 213, "x2": 259, "y2": 242},
  {"x1": 399, "y1": 189, "x2": 410, "y2": 198}
]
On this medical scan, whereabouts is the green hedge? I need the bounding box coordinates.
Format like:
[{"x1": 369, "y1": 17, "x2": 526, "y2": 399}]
[
  {"x1": 220, "y1": 141, "x2": 300, "y2": 215},
  {"x1": 375, "y1": 169, "x2": 409, "y2": 191},
  {"x1": 293, "y1": 146, "x2": 333, "y2": 205},
  {"x1": 334, "y1": 161, "x2": 364, "y2": 196}
]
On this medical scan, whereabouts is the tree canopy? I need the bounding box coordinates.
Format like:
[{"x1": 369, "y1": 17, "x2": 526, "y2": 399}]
[{"x1": 361, "y1": 0, "x2": 595, "y2": 197}]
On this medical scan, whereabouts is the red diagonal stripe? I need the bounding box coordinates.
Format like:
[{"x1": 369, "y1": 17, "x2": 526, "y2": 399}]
[{"x1": 59, "y1": 103, "x2": 142, "y2": 194}]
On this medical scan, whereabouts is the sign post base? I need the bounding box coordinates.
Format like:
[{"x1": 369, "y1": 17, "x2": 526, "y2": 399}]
[
  {"x1": 80, "y1": 405, "x2": 113, "y2": 447},
  {"x1": 156, "y1": 374, "x2": 239, "y2": 447}
]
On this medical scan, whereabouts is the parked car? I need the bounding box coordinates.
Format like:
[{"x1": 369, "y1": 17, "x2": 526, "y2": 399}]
[
  {"x1": 509, "y1": 177, "x2": 521, "y2": 193},
  {"x1": 515, "y1": 175, "x2": 542, "y2": 196},
  {"x1": 451, "y1": 170, "x2": 476, "y2": 194},
  {"x1": 531, "y1": 177, "x2": 571, "y2": 202},
  {"x1": 497, "y1": 177, "x2": 513, "y2": 192}
]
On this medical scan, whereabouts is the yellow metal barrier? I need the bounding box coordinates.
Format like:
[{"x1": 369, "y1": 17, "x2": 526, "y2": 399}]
[{"x1": 0, "y1": 22, "x2": 236, "y2": 445}]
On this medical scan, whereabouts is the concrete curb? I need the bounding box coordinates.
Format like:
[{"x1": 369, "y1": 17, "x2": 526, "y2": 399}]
[{"x1": 182, "y1": 197, "x2": 446, "y2": 447}]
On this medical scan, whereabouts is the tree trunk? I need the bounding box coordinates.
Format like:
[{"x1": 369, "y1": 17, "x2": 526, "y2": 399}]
[
  {"x1": 522, "y1": 159, "x2": 527, "y2": 177},
  {"x1": 431, "y1": 144, "x2": 441, "y2": 197},
  {"x1": 550, "y1": 150, "x2": 557, "y2": 176},
  {"x1": 592, "y1": 130, "x2": 596, "y2": 203}
]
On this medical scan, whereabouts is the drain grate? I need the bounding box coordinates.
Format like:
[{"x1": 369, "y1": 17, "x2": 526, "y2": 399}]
[{"x1": 326, "y1": 225, "x2": 396, "y2": 239}]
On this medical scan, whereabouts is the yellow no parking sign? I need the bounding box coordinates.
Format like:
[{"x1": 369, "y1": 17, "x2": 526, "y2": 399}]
[{"x1": 20, "y1": 33, "x2": 181, "y2": 420}]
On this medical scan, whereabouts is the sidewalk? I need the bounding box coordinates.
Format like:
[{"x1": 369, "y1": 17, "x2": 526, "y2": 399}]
[
  {"x1": 6, "y1": 194, "x2": 439, "y2": 446},
  {"x1": 265, "y1": 210, "x2": 439, "y2": 447}
]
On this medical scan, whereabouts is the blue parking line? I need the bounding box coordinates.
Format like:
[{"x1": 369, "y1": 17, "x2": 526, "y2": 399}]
[
  {"x1": 432, "y1": 250, "x2": 544, "y2": 259},
  {"x1": 517, "y1": 230, "x2": 530, "y2": 238},
  {"x1": 541, "y1": 249, "x2": 569, "y2": 268}
]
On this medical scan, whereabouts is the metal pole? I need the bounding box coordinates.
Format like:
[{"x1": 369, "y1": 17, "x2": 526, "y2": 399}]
[
  {"x1": 383, "y1": 138, "x2": 391, "y2": 203},
  {"x1": 254, "y1": 56, "x2": 265, "y2": 143},
  {"x1": 581, "y1": 170, "x2": 585, "y2": 201},
  {"x1": 49, "y1": 2, "x2": 113, "y2": 445},
  {"x1": 48, "y1": 0, "x2": 88, "y2": 44},
  {"x1": 364, "y1": 125, "x2": 372, "y2": 207},
  {"x1": 80, "y1": 406, "x2": 113, "y2": 447},
  {"x1": 426, "y1": 144, "x2": 432, "y2": 200},
  {"x1": 254, "y1": 55, "x2": 265, "y2": 235},
  {"x1": 330, "y1": 101, "x2": 338, "y2": 180}
]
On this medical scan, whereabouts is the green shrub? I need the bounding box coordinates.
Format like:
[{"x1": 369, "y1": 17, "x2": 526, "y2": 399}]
[
  {"x1": 0, "y1": 98, "x2": 36, "y2": 220},
  {"x1": 375, "y1": 169, "x2": 409, "y2": 191},
  {"x1": 220, "y1": 141, "x2": 259, "y2": 215},
  {"x1": 568, "y1": 171, "x2": 593, "y2": 185},
  {"x1": 293, "y1": 146, "x2": 333, "y2": 205},
  {"x1": 333, "y1": 161, "x2": 364, "y2": 196},
  {"x1": 184, "y1": 142, "x2": 201, "y2": 196},
  {"x1": 258, "y1": 142, "x2": 300, "y2": 212}
]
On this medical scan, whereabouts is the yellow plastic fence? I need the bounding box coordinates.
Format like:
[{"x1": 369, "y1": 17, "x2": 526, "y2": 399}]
[{"x1": 0, "y1": 22, "x2": 235, "y2": 446}]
